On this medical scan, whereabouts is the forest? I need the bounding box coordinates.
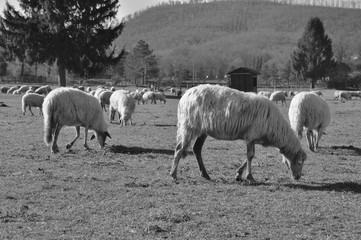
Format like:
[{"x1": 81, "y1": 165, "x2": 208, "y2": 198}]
[
  {"x1": 1, "y1": 0, "x2": 361, "y2": 88},
  {"x1": 115, "y1": 0, "x2": 361, "y2": 87}
]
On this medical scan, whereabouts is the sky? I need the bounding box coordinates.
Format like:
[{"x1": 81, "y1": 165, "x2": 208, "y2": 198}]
[{"x1": 0, "y1": 0, "x2": 168, "y2": 20}]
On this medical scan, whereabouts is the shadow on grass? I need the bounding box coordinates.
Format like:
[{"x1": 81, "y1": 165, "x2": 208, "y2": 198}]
[
  {"x1": 284, "y1": 181, "x2": 361, "y2": 194},
  {"x1": 317, "y1": 145, "x2": 361, "y2": 156},
  {"x1": 108, "y1": 144, "x2": 175, "y2": 155}
]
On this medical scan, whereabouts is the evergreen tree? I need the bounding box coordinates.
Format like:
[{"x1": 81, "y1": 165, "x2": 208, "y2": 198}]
[
  {"x1": 125, "y1": 40, "x2": 159, "y2": 86},
  {"x1": 291, "y1": 17, "x2": 334, "y2": 88},
  {"x1": 0, "y1": 0, "x2": 124, "y2": 86}
]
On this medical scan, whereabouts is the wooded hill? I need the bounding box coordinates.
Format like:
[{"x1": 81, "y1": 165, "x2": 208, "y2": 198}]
[{"x1": 115, "y1": 0, "x2": 361, "y2": 82}]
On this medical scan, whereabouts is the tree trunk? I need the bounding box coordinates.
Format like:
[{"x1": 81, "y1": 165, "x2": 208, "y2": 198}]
[
  {"x1": 57, "y1": 59, "x2": 66, "y2": 87},
  {"x1": 310, "y1": 79, "x2": 315, "y2": 89}
]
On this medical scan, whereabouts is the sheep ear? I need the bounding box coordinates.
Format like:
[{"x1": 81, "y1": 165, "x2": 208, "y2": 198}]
[
  {"x1": 105, "y1": 131, "x2": 112, "y2": 139},
  {"x1": 90, "y1": 134, "x2": 96, "y2": 140}
]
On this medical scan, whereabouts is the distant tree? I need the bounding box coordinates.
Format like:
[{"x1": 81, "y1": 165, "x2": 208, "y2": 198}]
[
  {"x1": 291, "y1": 17, "x2": 334, "y2": 88},
  {"x1": 0, "y1": 53, "x2": 7, "y2": 77},
  {"x1": 327, "y1": 62, "x2": 351, "y2": 89},
  {"x1": 125, "y1": 40, "x2": 159, "y2": 86},
  {"x1": 0, "y1": 0, "x2": 124, "y2": 86}
]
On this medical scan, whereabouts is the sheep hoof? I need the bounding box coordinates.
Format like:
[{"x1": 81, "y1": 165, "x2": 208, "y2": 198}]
[
  {"x1": 51, "y1": 146, "x2": 59, "y2": 154},
  {"x1": 235, "y1": 173, "x2": 256, "y2": 184},
  {"x1": 201, "y1": 172, "x2": 211, "y2": 180}
]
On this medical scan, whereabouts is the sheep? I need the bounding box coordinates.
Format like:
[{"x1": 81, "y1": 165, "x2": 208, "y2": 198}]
[
  {"x1": 269, "y1": 91, "x2": 287, "y2": 106},
  {"x1": 42, "y1": 87, "x2": 111, "y2": 154},
  {"x1": 311, "y1": 90, "x2": 323, "y2": 97},
  {"x1": 170, "y1": 88, "x2": 177, "y2": 95},
  {"x1": 130, "y1": 91, "x2": 145, "y2": 104},
  {"x1": 98, "y1": 90, "x2": 114, "y2": 112},
  {"x1": 142, "y1": 91, "x2": 156, "y2": 104},
  {"x1": 109, "y1": 90, "x2": 136, "y2": 126},
  {"x1": 289, "y1": 91, "x2": 295, "y2": 97},
  {"x1": 13, "y1": 89, "x2": 21, "y2": 95},
  {"x1": 154, "y1": 91, "x2": 167, "y2": 104},
  {"x1": 86, "y1": 87, "x2": 92, "y2": 92},
  {"x1": 18, "y1": 85, "x2": 30, "y2": 94},
  {"x1": 35, "y1": 85, "x2": 52, "y2": 95},
  {"x1": 7, "y1": 86, "x2": 19, "y2": 94},
  {"x1": 94, "y1": 87, "x2": 106, "y2": 100},
  {"x1": 22, "y1": 93, "x2": 45, "y2": 116},
  {"x1": 26, "y1": 89, "x2": 35, "y2": 94},
  {"x1": 170, "y1": 84, "x2": 307, "y2": 182},
  {"x1": 289, "y1": 92, "x2": 331, "y2": 152},
  {"x1": 257, "y1": 90, "x2": 271, "y2": 99},
  {"x1": 1, "y1": 86, "x2": 10, "y2": 93},
  {"x1": 334, "y1": 91, "x2": 351, "y2": 101},
  {"x1": 110, "y1": 86, "x2": 116, "y2": 91}
]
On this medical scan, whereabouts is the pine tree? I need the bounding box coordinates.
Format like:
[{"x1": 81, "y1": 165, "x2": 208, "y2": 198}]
[
  {"x1": 291, "y1": 17, "x2": 334, "y2": 89},
  {"x1": 0, "y1": 0, "x2": 124, "y2": 86},
  {"x1": 125, "y1": 40, "x2": 159, "y2": 86}
]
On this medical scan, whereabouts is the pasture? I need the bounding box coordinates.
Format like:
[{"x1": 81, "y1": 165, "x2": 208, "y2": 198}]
[{"x1": 0, "y1": 88, "x2": 361, "y2": 239}]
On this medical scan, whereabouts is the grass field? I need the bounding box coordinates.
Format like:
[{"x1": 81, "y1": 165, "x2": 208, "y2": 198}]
[{"x1": 0, "y1": 88, "x2": 361, "y2": 239}]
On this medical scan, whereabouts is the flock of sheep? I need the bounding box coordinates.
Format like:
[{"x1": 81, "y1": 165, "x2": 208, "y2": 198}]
[{"x1": 1, "y1": 83, "x2": 352, "y2": 183}]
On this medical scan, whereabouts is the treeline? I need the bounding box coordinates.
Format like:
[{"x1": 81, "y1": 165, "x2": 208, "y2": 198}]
[{"x1": 115, "y1": 0, "x2": 361, "y2": 87}]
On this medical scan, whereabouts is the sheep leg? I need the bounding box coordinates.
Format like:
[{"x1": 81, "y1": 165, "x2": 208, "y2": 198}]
[
  {"x1": 51, "y1": 124, "x2": 62, "y2": 154},
  {"x1": 29, "y1": 106, "x2": 34, "y2": 116},
  {"x1": 235, "y1": 143, "x2": 256, "y2": 183},
  {"x1": 66, "y1": 126, "x2": 80, "y2": 150},
  {"x1": 306, "y1": 130, "x2": 315, "y2": 152},
  {"x1": 83, "y1": 127, "x2": 90, "y2": 150},
  {"x1": 170, "y1": 142, "x2": 185, "y2": 179},
  {"x1": 193, "y1": 134, "x2": 210, "y2": 180}
]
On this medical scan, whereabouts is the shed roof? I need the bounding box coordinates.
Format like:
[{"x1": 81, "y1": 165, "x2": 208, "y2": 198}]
[{"x1": 227, "y1": 67, "x2": 260, "y2": 75}]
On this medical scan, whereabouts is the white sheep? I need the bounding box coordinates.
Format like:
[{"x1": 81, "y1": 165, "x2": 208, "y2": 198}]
[
  {"x1": 257, "y1": 90, "x2": 271, "y2": 99},
  {"x1": 269, "y1": 91, "x2": 287, "y2": 106},
  {"x1": 311, "y1": 90, "x2": 323, "y2": 97},
  {"x1": 86, "y1": 87, "x2": 92, "y2": 92},
  {"x1": 142, "y1": 91, "x2": 156, "y2": 104},
  {"x1": 42, "y1": 87, "x2": 111, "y2": 154},
  {"x1": 170, "y1": 88, "x2": 177, "y2": 95},
  {"x1": 18, "y1": 85, "x2": 30, "y2": 94},
  {"x1": 98, "y1": 90, "x2": 114, "y2": 112},
  {"x1": 109, "y1": 90, "x2": 136, "y2": 126},
  {"x1": 13, "y1": 89, "x2": 21, "y2": 95},
  {"x1": 22, "y1": 93, "x2": 45, "y2": 116},
  {"x1": 35, "y1": 85, "x2": 52, "y2": 95},
  {"x1": 130, "y1": 91, "x2": 145, "y2": 104},
  {"x1": 7, "y1": 86, "x2": 19, "y2": 94},
  {"x1": 288, "y1": 92, "x2": 331, "y2": 152},
  {"x1": 334, "y1": 90, "x2": 351, "y2": 101},
  {"x1": 170, "y1": 84, "x2": 307, "y2": 182}
]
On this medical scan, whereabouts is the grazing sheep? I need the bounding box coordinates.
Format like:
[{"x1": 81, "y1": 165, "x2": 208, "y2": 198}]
[
  {"x1": 289, "y1": 91, "x2": 295, "y2": 97},
  {"x1": 18, "y1": 85, "x2": 30, "y2": 94},
  {"x1": 13, "y1": 89, "x2": 21, "y2": 95},
  {"x1": 35, "y1": 85, "x2": 52, "y2": 95},
  {"x1": 94, "y1": 87, "x2": 106, "y2": 100},
  {"x1": 142, "y1": 91, "x2": 156, "y2": 104},
  {"x1": 42, "y1": 87, "x2": 111, "y2": 154},
  {"x1": 110, "y1": 86, "x2": 116, "y2": 91},
  {"x1": 289, "y1": 92, "x2": 331, "y2": 152},
  {"x1": 109, "y1": 90, "x2": 136, "y2": 126},
  {"x1": 154, "y1": 91, "x2": 167, "y2": 104},
  {"x1": 130, "y1": 91, "x2": 145, "y2": 104},
  {"x1": 257, "y1": 91, "x2": 271, "y2": 99},
  {"x1": 1, "y1": 86, "x2": 10, "y2": 93},
  {"x1": 269, "y1": 91, "x2": 287, "y2": 106},
  {"x1": 22, "y1": 93, "x2": 45, "y2": 116},
  {"x1": 334, "y1": 91, "x2": 351, "y2": 101},
  {"x1": 170, "y1": 84, "x2": 307, "y2": 182},
  {"x1": 98, "y1": 90, "x2": 114, "y2": 112},
  {"x1": 86, "y1": 87, "x2": 92, "y2": 92},
  {"x1": 7, "y1": 86, "x2": 19, "y2": 94},
  {"x1": 311, "y1": 90, "x2": 323, "y2": 97}
]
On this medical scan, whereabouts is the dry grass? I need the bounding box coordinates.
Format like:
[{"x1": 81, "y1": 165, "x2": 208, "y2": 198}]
[{"x1": 0, "y1": 88, "x2": 361, "y2": 239}]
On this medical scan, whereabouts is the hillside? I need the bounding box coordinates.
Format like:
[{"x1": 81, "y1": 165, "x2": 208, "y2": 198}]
[{"x1": 115, "y1": 0, "x2": 361, "y2": 80}]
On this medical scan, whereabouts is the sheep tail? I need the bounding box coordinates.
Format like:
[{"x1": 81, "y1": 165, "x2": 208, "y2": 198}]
[{"x1": 43, "y1": 103, "x2": 54, "y2": 146}]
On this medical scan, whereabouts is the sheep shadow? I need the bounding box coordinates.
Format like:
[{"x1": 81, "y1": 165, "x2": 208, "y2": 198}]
[
  {"x1": 107, "y1": 144, "x2": 175, "y2": 155},
  {"x1": 317, "y1": 145, "x2": 361, "y2": 156},
  {"x1": 284, "y1": 181, "x2": 361, "y2": 194}
]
